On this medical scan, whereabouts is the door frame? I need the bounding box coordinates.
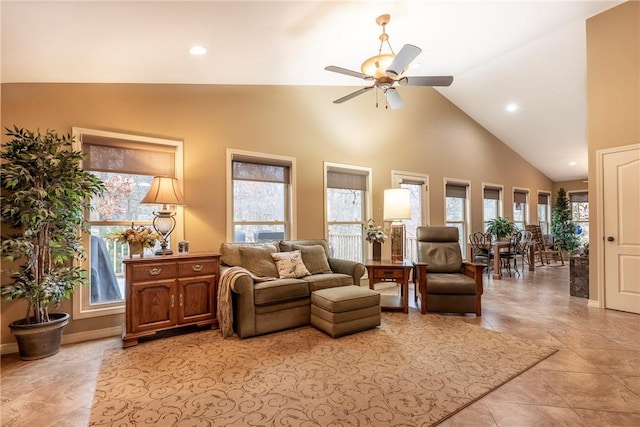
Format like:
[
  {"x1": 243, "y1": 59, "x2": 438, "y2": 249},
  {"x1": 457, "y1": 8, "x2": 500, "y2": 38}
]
[{"x1": 595, "y1": 143, "x2": 640, "y2": 309}]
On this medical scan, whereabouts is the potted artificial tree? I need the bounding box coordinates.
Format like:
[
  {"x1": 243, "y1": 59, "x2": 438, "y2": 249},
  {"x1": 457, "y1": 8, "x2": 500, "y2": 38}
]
[
  {"x1": 1, "y1": 126, "x2": 104, "y2": 360},
  {"x1": 551, "y1": 187, "x2": 580, "y2": 254},
  {"x1": 485, "y1": 216, "x2": 516, "y2": 241}
]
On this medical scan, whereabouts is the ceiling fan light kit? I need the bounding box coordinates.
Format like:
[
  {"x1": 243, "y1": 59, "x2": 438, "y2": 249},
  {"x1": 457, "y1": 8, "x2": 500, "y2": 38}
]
[{"x1": 325, "y1": 14, "x2": 453, "y2": 110}]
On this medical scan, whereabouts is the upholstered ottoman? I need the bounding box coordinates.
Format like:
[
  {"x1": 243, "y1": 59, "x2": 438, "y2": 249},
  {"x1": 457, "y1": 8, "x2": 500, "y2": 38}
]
[{"x1": 310, "y1": 285, "x2": 381, "y2": 337}]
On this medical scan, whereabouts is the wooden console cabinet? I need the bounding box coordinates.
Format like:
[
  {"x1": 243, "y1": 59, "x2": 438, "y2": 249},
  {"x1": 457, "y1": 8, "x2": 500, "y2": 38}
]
[{"x1": 122, "y1": 253, "x2": 220, "y2": 347}]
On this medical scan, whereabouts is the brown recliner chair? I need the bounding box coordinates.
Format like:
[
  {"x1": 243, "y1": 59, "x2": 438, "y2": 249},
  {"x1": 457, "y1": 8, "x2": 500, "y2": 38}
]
[{"x1": 414, "y1": 226, "x2": 485, "y2": 316}]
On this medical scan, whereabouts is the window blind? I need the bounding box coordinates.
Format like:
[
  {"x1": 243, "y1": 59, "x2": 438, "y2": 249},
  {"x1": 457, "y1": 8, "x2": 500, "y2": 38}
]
[
  {"x1": 570, "y1": 192, "x2": 588, "y2": 203},
  {"x1": 514, "y1": 191, "x2": 528, "y2": 204},
  {"x1": 327, "y1": 171, "x2": 367, "y2": 190},
  {"x1": 538, "y1": 193, "x2": 550, "y2": 205},
  {"x1": 232, "y1": 161, "x2": 290, "y2": 184},
  {"x1": 483, "y1": 187, "x2": 500, "y2": 200},
  {"x1": 83, "y1": 135, "x2": 176, "y2": 177},
  {"x1": 446, "y1": 183, "x2": 467, "y2": 199}
]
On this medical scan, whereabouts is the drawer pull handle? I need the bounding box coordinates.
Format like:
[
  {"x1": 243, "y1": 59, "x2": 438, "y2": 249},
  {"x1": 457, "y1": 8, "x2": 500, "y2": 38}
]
[
  {"x1": 171, "y1": 294, "x2": 175, "y2": 308},
  {"x1": 192, "y1": 264, "x2": 203, "y2": 272},
  {"x1": 148, "y1": 268, "x2": 162, "y2": 276},
  {"x1": 179, "y1": 294, "x2": 183, "y2": 307}
]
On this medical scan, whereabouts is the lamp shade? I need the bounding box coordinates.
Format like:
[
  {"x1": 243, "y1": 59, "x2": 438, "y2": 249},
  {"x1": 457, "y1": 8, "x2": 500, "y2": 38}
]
[
  {"x1": 141, "y1": 176, "x2": 185, "y2": 207},
  {"x1": 383, "y1": 188, "x2": 411, "y2": 221}
]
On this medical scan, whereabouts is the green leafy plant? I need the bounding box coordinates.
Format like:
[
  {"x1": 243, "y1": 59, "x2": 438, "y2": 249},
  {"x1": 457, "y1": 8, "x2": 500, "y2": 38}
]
[
  {"x1": 1, "y1": 126, "x2": 105, "y2": 324},
  {"x1": 551, "y1": 187, "x2": 580, "y2": 252},
  {"x1": 485, "y1": 216, "x2": 515, "y2": 240}
]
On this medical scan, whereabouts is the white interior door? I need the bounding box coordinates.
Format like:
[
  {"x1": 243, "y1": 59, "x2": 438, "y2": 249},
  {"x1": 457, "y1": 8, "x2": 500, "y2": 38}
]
[{"x1": 602, "y1": 145, "x2": 640, "y2": 314}]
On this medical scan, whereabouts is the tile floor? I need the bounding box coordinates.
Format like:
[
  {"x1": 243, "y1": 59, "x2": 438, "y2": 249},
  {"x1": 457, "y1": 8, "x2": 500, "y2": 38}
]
[{"x1": 1, "y1": 261, "x2": 639, "y2": 426}]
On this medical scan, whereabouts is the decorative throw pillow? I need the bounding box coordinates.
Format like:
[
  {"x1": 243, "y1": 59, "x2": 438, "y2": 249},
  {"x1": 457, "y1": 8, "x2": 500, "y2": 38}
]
[
  {"x1": 292, "y1": 244, "x2": 332, "y2": 274},
  {"x1": 238, "y1": 246, "x2": 279, "y2": 278},
  {"x1": 270, "y1": 250, "x2": 311, "y2": 279}
]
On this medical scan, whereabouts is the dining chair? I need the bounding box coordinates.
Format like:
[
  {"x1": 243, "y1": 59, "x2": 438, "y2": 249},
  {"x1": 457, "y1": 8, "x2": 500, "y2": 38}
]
[
  {"x1": 469, "y1": 231, "x2": 492, "y2": 276},
  {"x1": 499, "y1": 231, "x2": 522, "y2": 277}
]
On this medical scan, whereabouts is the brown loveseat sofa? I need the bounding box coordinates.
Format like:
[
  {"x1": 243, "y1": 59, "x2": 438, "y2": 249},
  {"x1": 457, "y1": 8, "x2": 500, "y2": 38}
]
[{"x1": 219, "y1": 239, "x2": 366, "y2": 338}]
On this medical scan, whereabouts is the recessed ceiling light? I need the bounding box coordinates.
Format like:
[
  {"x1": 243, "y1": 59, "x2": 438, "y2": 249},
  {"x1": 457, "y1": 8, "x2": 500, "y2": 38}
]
[
  {"x1": 506, "y1": 103, "x2": 519, "y2": 113},
  {"x1": 568, "y1": 161, "x2": 577, "y2": 166},
  {"x1": 189, "y1": 46, "x2": 207, "y2": 56}
]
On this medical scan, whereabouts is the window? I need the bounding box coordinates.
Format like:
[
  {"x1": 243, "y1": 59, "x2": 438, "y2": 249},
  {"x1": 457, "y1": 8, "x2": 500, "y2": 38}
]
[
  {"x1": 73, "y1": 128, "x2": 184, "y2": 319},
  {"x1": 483, "y1": 185, "x2": 502, "y2": 231},
  {"x1": 537, "y1": 192, "x2": 551, "y2": 234},
  {"x1": 392, "y1": 171, "x2": 429, "y2": 263},
  {"x1": 325, "y1": 163, "x2": 371, "y2": 263},
  {"x1": 513, "y1": 189, "x2": 529, "y2": 231},
  {"x1": 228, "y1": 151, "x2": 295, "y2": 243},
  {"x1": 570, "y1": 192, "x2": 589, "y2": 245},
  {"x1": 445, "y1": 180, "x2": 470, "y2": 256}
]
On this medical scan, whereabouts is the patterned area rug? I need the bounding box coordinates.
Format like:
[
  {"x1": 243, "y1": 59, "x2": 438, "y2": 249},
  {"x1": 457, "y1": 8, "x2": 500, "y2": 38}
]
[{"x1": 90, "y1": 313, "x2": 556, "y2": 426}]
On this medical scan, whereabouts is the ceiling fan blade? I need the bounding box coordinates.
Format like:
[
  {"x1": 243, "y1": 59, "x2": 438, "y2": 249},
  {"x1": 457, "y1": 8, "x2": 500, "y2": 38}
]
[
  {"x1": 399, "y1": 76, "x2": 454, "y2": 87},
  {"x1": 386, "y1": 44, "x2": 422, "y2": 78},
  {"x1": 384, "y1": 88, "x2": 404, "y2": 110},
  {"x1": 333, "y1": 86, "x2": 374, "y2": 104},
  {"x1": 325, "y1": 65, "x2": 372, "y2": 80}
]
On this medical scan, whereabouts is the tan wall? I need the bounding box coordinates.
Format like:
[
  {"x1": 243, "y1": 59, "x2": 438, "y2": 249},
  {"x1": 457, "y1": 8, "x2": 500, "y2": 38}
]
[
  {"x1": 1, "y1": 83, "x2": 552, "y2": 344},
  {"x1": 586, "y1": 1, "x2": 640, "y2": 300}
]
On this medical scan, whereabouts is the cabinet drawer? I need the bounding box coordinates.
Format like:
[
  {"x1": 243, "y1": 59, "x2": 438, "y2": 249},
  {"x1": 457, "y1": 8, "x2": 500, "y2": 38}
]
[
  {"x1": 178, "y1": 259, "x2": 218, "y2": 278},
  {"x1": 373, "y1": 268, "x2": 404, "y2": 280},
  {"x1": 131, "y1": 263, "x2": 177, "y2": 281}
]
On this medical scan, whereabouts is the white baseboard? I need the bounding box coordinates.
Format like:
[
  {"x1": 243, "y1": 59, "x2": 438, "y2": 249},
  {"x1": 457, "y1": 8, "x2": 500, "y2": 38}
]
[
  {"x1": 1, "y1": 325, "x2": 122, "y2": 355},
  {"x1": 587, "y1": 299, "x2": 600, "y2": 308}
]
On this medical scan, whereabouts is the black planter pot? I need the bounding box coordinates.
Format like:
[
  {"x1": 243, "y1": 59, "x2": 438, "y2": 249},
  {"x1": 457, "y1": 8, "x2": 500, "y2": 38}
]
[{"x1": 8, "y1": 312, "x2": 70, "y2": 360}]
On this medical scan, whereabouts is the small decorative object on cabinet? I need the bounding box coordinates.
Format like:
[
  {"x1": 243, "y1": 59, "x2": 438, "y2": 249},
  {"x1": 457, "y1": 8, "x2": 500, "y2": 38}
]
[{"x1": 122, "y1": 253, "x2": 220, "y2": 347}]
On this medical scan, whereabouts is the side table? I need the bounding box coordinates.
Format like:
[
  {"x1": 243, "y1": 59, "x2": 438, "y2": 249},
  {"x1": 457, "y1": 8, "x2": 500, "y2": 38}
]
[{"x1": 365, "y1": 259, "x2": 413, "y2": 314}]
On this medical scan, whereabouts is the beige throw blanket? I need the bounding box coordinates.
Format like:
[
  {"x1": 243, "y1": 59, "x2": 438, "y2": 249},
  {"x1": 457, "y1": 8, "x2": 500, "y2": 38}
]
[{"x1": 217, "y1": 267, "x2": 275, "y2": 337}]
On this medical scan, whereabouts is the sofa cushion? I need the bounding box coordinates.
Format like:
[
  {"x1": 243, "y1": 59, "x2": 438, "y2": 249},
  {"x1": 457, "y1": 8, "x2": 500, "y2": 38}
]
[
  {"x1": 293, "y1": 244, "x2": 332, "y2": 274},
  {"x1": 280, "y1": 239, "x2": 330, "y2": 258},
  {"x1": 270, "y1": 250, "x2": 311, "y2": 279},
  {"x1": 220, "y1": 241, "x2": 279, "y2": 267},
  {"x1": 253, "y1": 278, "x2": 310, "y2": 306},
  {"x1": 303, "y1": 273, "x2": 353, "y2": 292},
  {"x1": 238, "y1": 245, "x2": 279, "y2": 278}
]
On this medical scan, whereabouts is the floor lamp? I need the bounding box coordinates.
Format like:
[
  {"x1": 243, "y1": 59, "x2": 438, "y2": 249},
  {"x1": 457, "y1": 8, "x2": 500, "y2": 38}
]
[
  {"x1": 383, "y1": 188, "x2": 411, "y2": 262},
  {"x1": 141, "y1": 176, "x2": 185, "y2": 255}
]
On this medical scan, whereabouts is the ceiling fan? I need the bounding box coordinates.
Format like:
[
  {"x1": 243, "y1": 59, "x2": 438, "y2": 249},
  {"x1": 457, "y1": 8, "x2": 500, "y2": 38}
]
[{"x1": 325, "y1": 14, "x2": 453, "y2": 110}]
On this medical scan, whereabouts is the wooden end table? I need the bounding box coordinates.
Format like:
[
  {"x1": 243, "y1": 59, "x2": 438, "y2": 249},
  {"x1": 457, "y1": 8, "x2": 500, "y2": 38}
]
[{"x1": 365, "y1": 259, "x2": 413, "y2": 314}]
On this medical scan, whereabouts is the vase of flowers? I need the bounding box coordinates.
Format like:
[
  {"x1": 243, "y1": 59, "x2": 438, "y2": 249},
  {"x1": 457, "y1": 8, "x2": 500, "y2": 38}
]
[
  {"x1": 107, "y1": 225, "x2": 160, "y2": 258},
  {"x1": 365, "y1": 219, "x2": 388, "y2": 261}
]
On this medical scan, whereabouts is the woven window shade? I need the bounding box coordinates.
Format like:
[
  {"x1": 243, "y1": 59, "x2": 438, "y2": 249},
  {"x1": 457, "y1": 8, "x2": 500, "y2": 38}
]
[
  {"x1": 327, "y1": 171, "x2": 367, "y2": 190},
  {"x1": 514, "y1": 191, "x2": 528, "y2": 204},
  {"x1": 570, "y1": 192, "x2": 588, "y2": 203},
  {"x1": 232, "y1": 161, "x2": 289, "y2": 184},
  {"x1": 446, "y1": 183, "x2": 467, "y2": 199},
  {"x1": 83, "y1": 135, "x2": 176, "y2": 177},
  {"x1": 538, "y1": 193, "x2": 550, "y2": 205},
  {"x1": 483, "y1": 187, "x2": 500, "y2": 200}
]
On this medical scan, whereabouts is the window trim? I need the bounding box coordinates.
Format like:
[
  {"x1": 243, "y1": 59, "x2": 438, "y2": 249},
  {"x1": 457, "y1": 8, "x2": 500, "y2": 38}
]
[
  {"x1": 512, "y1": 186, "x2": 530, "y2": 230},
  {"x1": 537, "y1": 190, "x2": 552, "y2": 234},
  {"x1": 324, "y1": 162, "x2": 372, "y2": 262},
  {"x1": 444, "y1": 177, "x2": 471, "y2": 256},
  {"x1": 72, "y1": 127, "x2": 184, "y2": 320},
  {"x1": 226, "y1": 149, "x2": 297, "y2": 242},
  {"x1": 482, "y1": 182, "x2": 504, "y2": 229}
]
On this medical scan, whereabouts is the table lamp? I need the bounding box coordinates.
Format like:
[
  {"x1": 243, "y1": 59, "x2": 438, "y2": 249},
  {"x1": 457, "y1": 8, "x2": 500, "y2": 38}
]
[
  {"x1": 141, "y1": 176, "x2": 185, "y2": 255},
  {"x1": 383, "y1": 188, "x2": 411, "y2": 262}
]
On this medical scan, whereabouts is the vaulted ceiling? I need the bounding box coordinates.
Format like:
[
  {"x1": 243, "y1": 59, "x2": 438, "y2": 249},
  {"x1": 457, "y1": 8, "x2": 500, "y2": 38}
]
[{"x1": 1, "y1": 1, "x2": 623, "y2": 182}]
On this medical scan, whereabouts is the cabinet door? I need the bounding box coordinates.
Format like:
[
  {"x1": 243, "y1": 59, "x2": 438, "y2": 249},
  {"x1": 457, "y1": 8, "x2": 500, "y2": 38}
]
[
  {"x1": 130, "y1": 280, "x2": 177, "y2": 333},
  {"x1": 177, "y1": 275, "x2": 215, "y2": 324}
]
